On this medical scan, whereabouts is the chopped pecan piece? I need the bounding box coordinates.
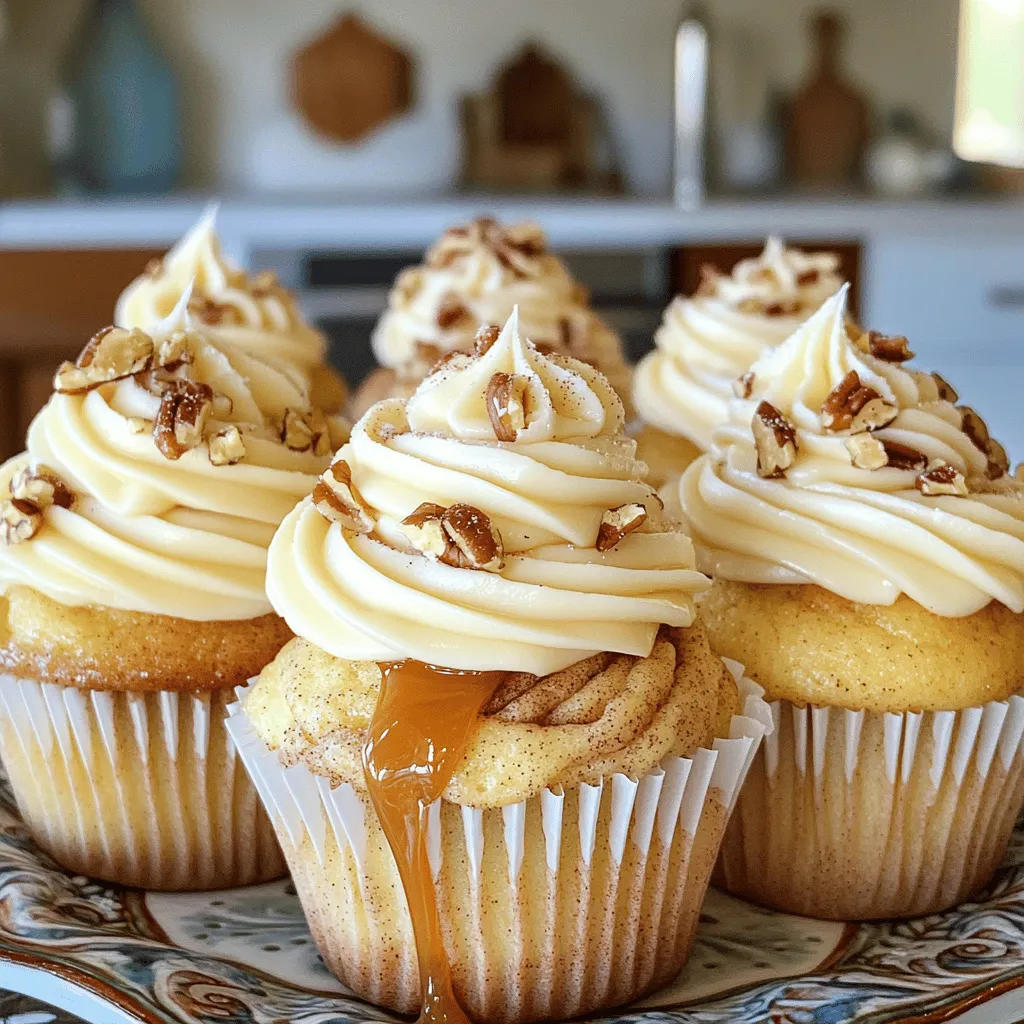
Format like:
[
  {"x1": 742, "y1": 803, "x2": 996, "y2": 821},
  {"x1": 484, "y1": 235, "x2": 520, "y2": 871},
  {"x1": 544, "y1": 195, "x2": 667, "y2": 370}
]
[
  {"x1": 932, "y1": 372, "x2": 959, "y2": 403},
  {"x1": 437, "y1": 293, "x2": 471, "y2": 330},
  {"x1": 10, "y1": 465, "x2": 74, "y2": 510},
  {"x1": 959, "y1": 406, "x2": 1008, "y2": 479},
  {"x1": 867, "y1": 331, "x2": 914, "y2": 363},
  {"x1": 1, "y1": 499, "x2": 42, "y2": 545},
  {"x1": 473, "y1": 324, "x2": 501, "y2": 357},
  {"x1": 153, "y1": 381, "x2": 214, "y2": 460},
  {"x1": 596, "y1": 503, "x2": 648, "y2": 552},
  {"x1": 398, "y1": 502, "x2": 449, "y2": 558},
  {"x1": 209, "y1": 426, "x2": 246, "y2": 466},
  {"x1": 753, "y1": 401, "x2": 798, "y2": 478},
  {"x1": 882, "y1": 441, "x2": 928, "y2": 472},
  {"x1": 796, "y1": 268, "x2": 820, "y2": 286},
  {"x1": 189, "y1": 294, "x2": 239, "y2": 326},
  {"x1": 54, "y1": 326, "x2": 154, "y2": 394},
  {"x1": 738, "y1": 297, "x2": 800, "y2": 317},
  {"x1": 845, "y1": 433, "x2": 888, "y2": 470},
  {"x1": 733, "y1": 371, "x2": 755, "y2": 399},
  {"x1": 821, "y1": 371, "x2": 898, "y2": 433},
  {"x1": 916, "y1": 461, "x2": 969, "y2": 497},
  {"x1": 313, "y1": 460, "x2": 374, "y2": 532},
  {"x1": 485, "y1": 372, "x2": 529, "y2": 441},
  {"x1": 440, "y1": 503, "x2": 504, "y2": 571},
  {"x1": 154, "y1": 331, "x2": 196, "y2": 370},
  {"x1": 986, "y1": 437, "x2": 1010, "y2": 480},
  {"x1": 280, "y1": 408, "x2": 331, "y2": 456},
  {"x1": 959, "y1": 406, "x2": 990, "y2": 452}
]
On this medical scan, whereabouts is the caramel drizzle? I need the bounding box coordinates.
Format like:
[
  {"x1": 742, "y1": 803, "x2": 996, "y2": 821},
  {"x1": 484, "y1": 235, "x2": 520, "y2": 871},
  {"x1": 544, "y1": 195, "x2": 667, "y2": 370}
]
[{"x1": 363, "y1": 661, "x2": 504, "y2": 1023}]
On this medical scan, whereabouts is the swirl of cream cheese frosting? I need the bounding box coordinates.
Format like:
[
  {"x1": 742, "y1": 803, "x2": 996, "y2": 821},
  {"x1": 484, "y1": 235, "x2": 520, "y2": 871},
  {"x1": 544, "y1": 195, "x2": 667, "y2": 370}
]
[
  {"x1": 0, "y1": 300, "x2": 330, "y2": 621},
  {"x1": 268, "y1": 309, "x2": 708, "y2": 675},
  {"x1": 634, "y1": 237, "x2": 844, "y2": 451},
  {"x1": 675, "y1": 285, "x2": 1024, "y2": 616},
  {"x1": 115, "y1": 207, "x2": 329, "y2": 374},
  {"x1": 369, "y1": 217, "x2": 631, "y2": 399}
]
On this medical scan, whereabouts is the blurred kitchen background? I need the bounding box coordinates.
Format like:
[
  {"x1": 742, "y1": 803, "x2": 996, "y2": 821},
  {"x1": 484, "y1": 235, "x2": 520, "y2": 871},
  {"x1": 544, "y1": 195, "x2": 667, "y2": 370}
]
[{"x1": 2, "y1": 0, "x2": 1024, "y2": 460}]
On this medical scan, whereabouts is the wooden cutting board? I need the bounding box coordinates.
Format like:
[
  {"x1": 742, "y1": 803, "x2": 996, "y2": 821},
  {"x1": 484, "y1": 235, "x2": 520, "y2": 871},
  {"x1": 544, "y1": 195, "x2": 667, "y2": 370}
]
[
  {"x1": 292, "y1": 12, "x2": 414, "y2": 144},
  {"x1": 785, "y1": 11, "x2": 869, "y2": 189}
]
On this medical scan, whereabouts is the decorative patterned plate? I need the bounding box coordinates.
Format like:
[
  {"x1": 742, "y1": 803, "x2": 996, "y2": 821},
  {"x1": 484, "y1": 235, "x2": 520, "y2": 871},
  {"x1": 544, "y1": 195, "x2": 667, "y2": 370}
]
[{"x1": 1, "y1": 770, "x2": 1024, "y2": 1024}]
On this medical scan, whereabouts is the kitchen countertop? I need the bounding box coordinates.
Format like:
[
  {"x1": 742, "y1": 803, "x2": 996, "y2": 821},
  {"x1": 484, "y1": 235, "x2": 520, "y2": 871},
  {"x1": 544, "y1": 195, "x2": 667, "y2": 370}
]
[{"x1": 3, "y1": 194, "x2": 1024, "y2": 253}]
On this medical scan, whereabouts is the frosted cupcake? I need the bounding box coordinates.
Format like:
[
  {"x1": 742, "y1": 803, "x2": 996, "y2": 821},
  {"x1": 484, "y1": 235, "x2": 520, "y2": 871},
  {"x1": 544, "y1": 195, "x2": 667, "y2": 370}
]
[
  {"x1": 633, "y1": 238, "x2": 844, "y2": 485},
  {"x1": 117, "y1": 208, "x2": 347, "y2": 416},
  {"x1": 674, "y1": 285, "x2": 1024, "y2": 920},
  {"x1": 353, "y1": 216, "x2": 633, "y2": 417},
  {"x1": 228, "y1": 312, "x2": 770, "y2": 1022},
  {"x1": 0, "y1": 302, "x2": 332, "y2": 890}
]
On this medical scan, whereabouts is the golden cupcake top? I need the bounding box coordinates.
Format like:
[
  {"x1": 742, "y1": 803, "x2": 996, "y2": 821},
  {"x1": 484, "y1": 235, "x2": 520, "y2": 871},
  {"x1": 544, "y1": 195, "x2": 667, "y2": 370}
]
[
  {"x1": 0, "y1": 298, "x2": 334, "y2": 621},
  {"x1": 633, "y1": 238, "x2": 844, "y2": 451},
  {"x1": 116, "y1": 208, "x2": 330, "y2": 374},
  {"x1": 370, "y1": 216, "x2": 631, "y2": 400},
  {"x1": 676, "y1": 285, "x2": 1024, "y2": 616},
  {"x1": 267, "y1": 309, "x2": 708, "y2": 675}
]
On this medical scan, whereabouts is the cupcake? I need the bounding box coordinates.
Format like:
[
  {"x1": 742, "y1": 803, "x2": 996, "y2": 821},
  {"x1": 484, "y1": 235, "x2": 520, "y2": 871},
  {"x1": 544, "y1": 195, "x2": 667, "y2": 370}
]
[
  {"x1": 116, "y1": 207, "x2": 348, "y2": 416},
  {"x1": 674, "y1": 284, "x2": 1024, "y2": 920},
  {"x1": 633, "y1": 238, "x2": 844, "y2": 486},
  {"x1": 353, "y1": 216, "x2": 633, "y2": 418},
  {"x1": 227, "y1": 311, "x2": 770, "y2": 1022},
  {"x1": 0, "y1": 300, "x2": 333, "y2": 890}
]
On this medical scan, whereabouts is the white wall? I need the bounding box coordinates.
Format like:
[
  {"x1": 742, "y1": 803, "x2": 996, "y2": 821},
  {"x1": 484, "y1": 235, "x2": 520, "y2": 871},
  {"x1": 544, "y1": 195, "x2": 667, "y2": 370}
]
[{"x1": 22, "y1": 0, "x2": 962, "y2": 196}]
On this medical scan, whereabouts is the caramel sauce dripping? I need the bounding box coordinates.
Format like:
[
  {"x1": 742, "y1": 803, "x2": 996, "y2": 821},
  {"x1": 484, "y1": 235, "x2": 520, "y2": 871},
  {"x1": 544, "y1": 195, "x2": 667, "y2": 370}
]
[{"x1": 363, "y1": 661, "x2": 504, "y2": 1024}]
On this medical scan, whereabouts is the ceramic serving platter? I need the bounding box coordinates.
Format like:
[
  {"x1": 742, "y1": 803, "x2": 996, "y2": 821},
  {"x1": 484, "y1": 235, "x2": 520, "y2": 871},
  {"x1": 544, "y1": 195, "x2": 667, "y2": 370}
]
[{"x1": 1, "y1": 770, "x2": 1024, "y2": 1024}]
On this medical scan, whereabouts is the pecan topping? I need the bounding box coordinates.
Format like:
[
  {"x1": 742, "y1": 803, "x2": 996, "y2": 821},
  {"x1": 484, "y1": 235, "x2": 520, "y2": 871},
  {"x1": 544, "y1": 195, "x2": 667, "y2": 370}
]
[
  {"x1": 821, "y1": 371, "x2": 898, "y2": 433},
  {"x1": 986, "y1": 437, "x2": 1010, "y2": 480},
  {"x1": 916, "y1": 461, "x2": 969, "y2": 497},
  {"x1": 153, "y1": 381, "x2": 214, "y2": 460},
  {"x1": 280, "y1": 408, "x2": 331, "y2": 455},
  {"x1": 796, "y1": 268, "x2": 820, "y2": 286},
  {"x1": 473, "y1": 324, "x2": 501, "y2": 357},
  {"x1": 439, "y1": 503, "x2": 504, "y2": 571},
  {"x1": 867, "y1": 331, "x2": 914, "y2": 362},
  {"x1": 932, "y1": 372, "x2": 958, "y2": 403},
  {"x1": 312, "y1": 460, "x2": 374, "y2": 533},
  {"x1": 596, "y1": 503, "x2": 648, "y2": 552},
  {"x1": 10, "y1": 465, "x2": 74, "y2": 510},
  {"x1": 485, "y1": 372, "x2": 529, "y2": 442},
  {"x1": 959, "y1": 406, "x2": 1008, "y2": 479},
  {"x1": 398, "y1": 502, "x2": 450, "y2": 558},
  {"x1": 54, "y1": 326, "x2": 154, "y2": 394},
  {"x1": 189, "y1": 294, "x2": 239, "y2": 326},
  {"x1": 753, "y1": 401, "x2": 798, "y2": 478},
  {"x1": 738, "y1": 296, "x2": 801, "y2": 317},
  {"x1": 437, "y1": 294, "x2": 471, "y2": 330},
  {"x1": 882, "y1": 441, "x2": 928, "y2": 472},
  {"x1": 154, "y1": 330, "x2": 196, "y2": 370},
  {"x1": 845, "y1": 434, "x2": 927, "y2": 472},
  {"x1": 250, "y1": 269, "x2": 281, "y2": 298},
  {"x1": 845, "y1": 433, "x2": 887, "y2": 470},
  {"x1": 733, "y1": 371, "x2": 755, "y2": 399},
  {"x1": 209, "y1": 426, "x2": 246, "y2": 466},
  {"x1": 1, "y1": 499, "x2": 42, "y2": 545}
]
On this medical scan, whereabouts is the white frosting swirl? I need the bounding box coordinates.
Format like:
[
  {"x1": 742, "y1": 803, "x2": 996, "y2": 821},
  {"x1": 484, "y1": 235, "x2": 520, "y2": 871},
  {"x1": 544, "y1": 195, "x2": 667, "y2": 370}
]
[
  {"x1": 268, "y1": 311, "x2": 707, "y2": 675},
  {"x1": 634, "y1": 238, "x2": 844, "y2": 451},
  {"x1": 0, "y1": 310, "x2": 329, "y2": 621},
  {"x1": 116, "y1": 208, "x2": 328, "y2": 374},
  {"x1": 370, "y1": 217, "x2": 631, "y2": 400},
  {"x1": 676, "y1": 286, "x2": 1024, "y2": 615}
]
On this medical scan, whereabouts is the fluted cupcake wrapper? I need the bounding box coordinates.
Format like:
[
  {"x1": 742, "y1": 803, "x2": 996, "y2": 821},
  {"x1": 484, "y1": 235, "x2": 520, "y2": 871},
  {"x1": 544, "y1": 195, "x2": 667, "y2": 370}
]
[
  {"x1": 226, "y1": 662, "x2": 772, "y2": 1023},
  {"x1": 716, "y1": 695, "x2": 1024, "y2": 920},
  {"x1": 0, "y1": 674, "x2": 286, "y2": 891}
]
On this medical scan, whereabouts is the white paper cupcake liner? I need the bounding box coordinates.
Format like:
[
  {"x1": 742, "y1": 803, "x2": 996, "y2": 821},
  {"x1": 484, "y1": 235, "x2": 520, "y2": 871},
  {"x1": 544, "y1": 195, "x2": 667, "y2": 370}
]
[
  {"x1": 226, "y1": 660, "x2": 771, "y2": 1022},
  {"x1": 717, "y1": 695, "x2": 1024, "y2": 920},
  {"x1": 0, "y1": 674, "x2": 285, "y2": 891}
]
